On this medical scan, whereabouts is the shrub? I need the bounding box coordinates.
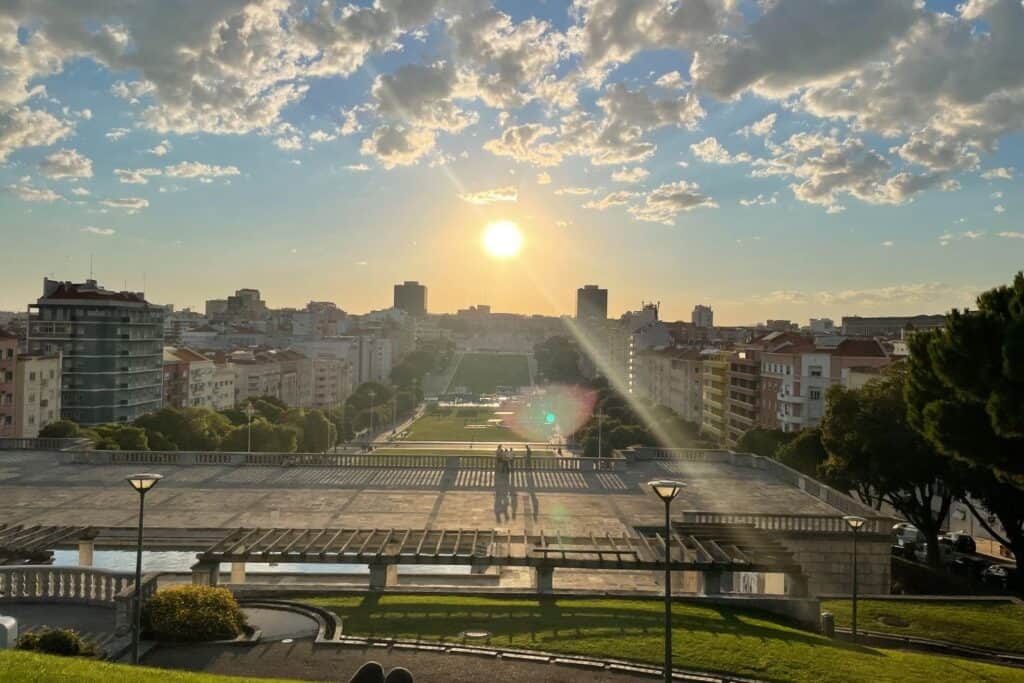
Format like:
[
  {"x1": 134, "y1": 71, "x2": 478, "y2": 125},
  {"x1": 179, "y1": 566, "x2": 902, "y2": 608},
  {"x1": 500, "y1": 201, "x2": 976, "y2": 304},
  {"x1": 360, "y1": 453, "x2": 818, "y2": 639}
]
[
  {"x1": 17, "y1": 627, "x2": 91, "y2": 656},
  {"x1": 142, "y1": 585, "x2": 247, "y2": 642}
]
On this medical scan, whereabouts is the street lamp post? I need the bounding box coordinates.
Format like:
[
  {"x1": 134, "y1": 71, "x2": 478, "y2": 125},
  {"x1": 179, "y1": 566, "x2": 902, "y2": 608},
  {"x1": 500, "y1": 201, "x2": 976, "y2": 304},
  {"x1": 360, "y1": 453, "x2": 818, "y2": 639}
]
[
  {"x1": 126, "y1": 473, "x2": 163, "y2": 665},
  {"x1": 843, "y1": 515, "x2": 867, "y2": 642},
  {"x1": 648, "y1": 479, "x2": 686, "y2": 683},
  {"x1": 244, "y1": 403, "x2": 255, "y2": 453},
  {"x1": 368, "y1": 390, "x2": 376, "y2": 443}
]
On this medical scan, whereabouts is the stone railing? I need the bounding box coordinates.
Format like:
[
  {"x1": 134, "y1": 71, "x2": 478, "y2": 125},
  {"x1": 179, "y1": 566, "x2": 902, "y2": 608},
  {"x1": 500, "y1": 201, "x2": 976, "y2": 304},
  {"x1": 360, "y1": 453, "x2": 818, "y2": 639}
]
[
  {"x1": 680, "y1": 511, "x2": 893, "y2": 535},
  {"x1": 63, "y1": 450, "x2": 622, "y2": 471},
  {"x1": 619, "y1": 446, "x2": 884, "y2": 520},
  {"x1": 0, "y1": 437, "x2": 92, "y2": 451},
  {"x1": 0, "y1": 566, "x2": 160, "y2": 636},
  {"x1": 0, "y1": 565, "x2": 133, "y2": 605}
]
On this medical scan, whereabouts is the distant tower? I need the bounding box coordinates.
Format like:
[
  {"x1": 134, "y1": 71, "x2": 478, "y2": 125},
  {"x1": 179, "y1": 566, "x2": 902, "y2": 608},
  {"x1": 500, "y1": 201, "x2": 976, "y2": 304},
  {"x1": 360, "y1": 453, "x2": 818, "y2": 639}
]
[
  {"x1": 576, "y1": 285, "x2": 608, "y2": 321},
  {"x1": 394, "y1": 281, "x2": 427, "y2": 317},
  {"x1": 692, "y1": 304, "x2": 714, "y2": 328}
]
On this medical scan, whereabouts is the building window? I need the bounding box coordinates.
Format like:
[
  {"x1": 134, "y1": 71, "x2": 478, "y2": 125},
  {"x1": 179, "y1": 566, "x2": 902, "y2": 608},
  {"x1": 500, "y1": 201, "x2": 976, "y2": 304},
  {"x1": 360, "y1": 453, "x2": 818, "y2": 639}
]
[
  {"x1": 809, "y1": 388, "x2": 822, "y2": 400},
  {"x1": 809, "y1": 365, "x2": 823, "y2": 377}
]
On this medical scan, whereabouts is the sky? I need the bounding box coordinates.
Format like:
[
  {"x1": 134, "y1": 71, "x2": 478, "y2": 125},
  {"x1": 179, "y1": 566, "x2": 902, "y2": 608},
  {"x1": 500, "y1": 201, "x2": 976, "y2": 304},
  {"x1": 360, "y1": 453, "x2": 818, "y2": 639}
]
[{"x1": 1, "y1": 0, "x2": 1023, "y2": 325}]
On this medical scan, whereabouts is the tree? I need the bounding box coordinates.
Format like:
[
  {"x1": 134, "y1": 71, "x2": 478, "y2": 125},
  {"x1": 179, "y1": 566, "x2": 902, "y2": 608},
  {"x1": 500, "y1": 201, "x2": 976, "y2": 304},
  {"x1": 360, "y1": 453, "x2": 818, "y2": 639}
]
[
  {"x1": 774, "y1": 428, "x2": 828, "y2": 478},
  {"x1": 906, "y1": 301, "x2": 1024, "y2": 575},
  {"x1": 821, "y1": 366, "x2": 956, "y2": 566},
  {"x1": 736, "y1": 428, "x2": 796, "y2": 459},
  {"x1": 534, "y1": 336, "x2": 583, "y2": 384},
  {"x1": 38, "y1": 420, "x2": 79, "y2": 438},
  {"x1": 220, "y1": 418, "x2": 298, "y2": 453},
  {"x1": 302, "y1": 410, "x2": 334, "y2": 453},
  {"x1": 905, "y1": 273, "x2": 1024, "y2": 483}
]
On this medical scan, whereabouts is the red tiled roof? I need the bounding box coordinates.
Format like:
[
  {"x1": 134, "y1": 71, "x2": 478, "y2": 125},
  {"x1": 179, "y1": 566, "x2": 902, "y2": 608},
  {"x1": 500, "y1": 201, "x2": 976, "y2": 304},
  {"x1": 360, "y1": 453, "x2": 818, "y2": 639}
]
[{"x1": 833, "y1": 338, "x2": 887, "y2": 357}]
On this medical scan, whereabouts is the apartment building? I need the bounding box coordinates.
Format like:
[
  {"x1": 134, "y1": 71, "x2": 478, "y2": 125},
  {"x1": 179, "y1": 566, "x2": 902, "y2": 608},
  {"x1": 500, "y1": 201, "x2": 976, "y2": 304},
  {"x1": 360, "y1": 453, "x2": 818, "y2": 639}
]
[
  {"x1": 13, "y1": 353, "x2": 62, "y2": 437},
  {"x1": 633, "y1": 348, "x2": 703, "y2": 425},
  {"x1": 228, "y1": 349, "x2": 313, "y2": 408},
  {"x1": 725, "y1": 349, "x2": 760, "y2": 447},
  {"x1": 758, "y1": 334, "x2": 891, "y2": 433},
  {"x1": 0, "y1": 332, "x2": 16, "y2": 436},
  {"x1": 700, "y1": 351, "x2": 731, "y2": 444},
  {"x1": 27, "y1": 278, "x2": 164, "y2": 425}
]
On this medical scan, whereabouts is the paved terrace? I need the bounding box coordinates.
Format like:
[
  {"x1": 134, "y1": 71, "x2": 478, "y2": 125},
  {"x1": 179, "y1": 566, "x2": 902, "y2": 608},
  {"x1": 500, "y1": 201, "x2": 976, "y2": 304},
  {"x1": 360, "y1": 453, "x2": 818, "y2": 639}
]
[{"x1": 0, "y1": 449, "x2": 848, "y2": 534}]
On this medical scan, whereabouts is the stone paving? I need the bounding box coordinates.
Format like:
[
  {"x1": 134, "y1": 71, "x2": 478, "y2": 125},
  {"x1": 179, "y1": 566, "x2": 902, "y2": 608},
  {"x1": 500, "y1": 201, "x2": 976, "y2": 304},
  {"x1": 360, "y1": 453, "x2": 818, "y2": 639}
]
[{"x1": 0, "y1": 450, "x2": 841, "y2": 537}]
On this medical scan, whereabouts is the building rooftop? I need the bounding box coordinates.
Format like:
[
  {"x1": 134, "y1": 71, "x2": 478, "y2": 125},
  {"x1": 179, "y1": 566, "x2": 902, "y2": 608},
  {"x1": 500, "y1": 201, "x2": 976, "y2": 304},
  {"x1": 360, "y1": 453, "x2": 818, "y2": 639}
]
[{"x1": 38, "y1": 279, "x2": 150, "y2": 304}]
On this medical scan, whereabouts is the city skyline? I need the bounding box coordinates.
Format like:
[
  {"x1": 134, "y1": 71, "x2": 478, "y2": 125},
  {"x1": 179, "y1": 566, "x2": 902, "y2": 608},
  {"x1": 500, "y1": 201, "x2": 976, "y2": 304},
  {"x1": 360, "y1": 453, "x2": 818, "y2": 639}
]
[{"x1": 2, "y1": 0, "x2": 1023, "y2": 323}]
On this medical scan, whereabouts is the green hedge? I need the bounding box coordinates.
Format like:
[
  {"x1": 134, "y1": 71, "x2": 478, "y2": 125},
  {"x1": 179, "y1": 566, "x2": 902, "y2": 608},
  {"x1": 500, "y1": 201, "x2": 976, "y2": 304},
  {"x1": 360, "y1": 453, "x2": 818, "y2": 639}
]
[
  {"x1": 17, "y1": 627, "x2": 93, "y2": 657},
  {"x1": 142, "y1": 586, "x2": 246, "y2": 642}
]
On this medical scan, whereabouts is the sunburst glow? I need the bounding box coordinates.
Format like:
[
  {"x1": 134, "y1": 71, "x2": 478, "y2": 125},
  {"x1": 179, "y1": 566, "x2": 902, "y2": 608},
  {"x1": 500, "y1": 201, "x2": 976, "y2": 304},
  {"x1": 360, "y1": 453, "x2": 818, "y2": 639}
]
[{"x1": 482, "y1": 221, "x2": 523, "y2": 259}]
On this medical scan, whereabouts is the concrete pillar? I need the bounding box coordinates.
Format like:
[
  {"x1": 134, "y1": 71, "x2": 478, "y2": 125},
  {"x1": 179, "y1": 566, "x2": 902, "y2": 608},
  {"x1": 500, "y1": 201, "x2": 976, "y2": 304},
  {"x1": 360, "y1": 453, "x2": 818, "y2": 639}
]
[
  {"x1": 230, "y1": 562, "x2": 247, "y2": 585},
  {"x1": 368, "y1": 563, "x2": 398, "y2": 590},
  {"x1": 191, "y1": 561, "x2": 220, "y2": 586},
  {"x1": 535, "y1": 566, "x2": 554, "y2": 594},
  {"x1": 77, "y1": 540, "x2": 94, "y2": 567},
  {"x1": 702, "y1": 570, "x2": 723, "y2": 595}
]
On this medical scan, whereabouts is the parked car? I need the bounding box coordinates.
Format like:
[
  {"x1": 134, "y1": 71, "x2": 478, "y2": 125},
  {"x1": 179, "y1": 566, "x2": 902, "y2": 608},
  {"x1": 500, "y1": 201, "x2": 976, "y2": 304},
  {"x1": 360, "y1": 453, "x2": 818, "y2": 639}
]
[
  {"x1": 981, "y1": 563, "x2": 1020, "y2": 591},
  {"x1": 893, "y1": 523, "x2": 923, "y2": 558},
  {"x1": 942, "y1": 530, "x2": 977, "y2": 554}
]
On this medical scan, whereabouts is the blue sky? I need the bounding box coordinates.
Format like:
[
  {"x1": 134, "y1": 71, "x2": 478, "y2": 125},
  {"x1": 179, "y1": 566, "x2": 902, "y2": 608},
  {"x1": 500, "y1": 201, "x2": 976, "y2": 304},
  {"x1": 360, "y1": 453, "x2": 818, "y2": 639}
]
[{"x1": 1, "y1": 0, "x2": 1022, "y2": 324}]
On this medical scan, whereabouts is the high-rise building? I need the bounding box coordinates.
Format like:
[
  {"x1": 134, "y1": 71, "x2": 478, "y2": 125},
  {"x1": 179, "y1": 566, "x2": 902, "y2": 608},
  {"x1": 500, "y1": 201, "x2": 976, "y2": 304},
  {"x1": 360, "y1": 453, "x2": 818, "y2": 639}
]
[
  {"x1": 28, "y1": 278, "x2": 164, "y2": 425},
  {"x1": 576, "y1": 285, "x2": 608, "y2": 320},
  {"x1": 393, "y1": 281, "x2": 427, "y2": 317},
  {"x1": 692, "y1": 304, "x2": 714, "y2": 328}
]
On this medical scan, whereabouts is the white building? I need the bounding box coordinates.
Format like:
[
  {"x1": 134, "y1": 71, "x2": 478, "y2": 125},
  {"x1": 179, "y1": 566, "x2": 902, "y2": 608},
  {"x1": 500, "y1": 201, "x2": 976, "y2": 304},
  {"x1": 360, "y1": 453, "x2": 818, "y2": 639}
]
[{"x1": 13, "y1": 353, "x2": 62, "y2": 438}]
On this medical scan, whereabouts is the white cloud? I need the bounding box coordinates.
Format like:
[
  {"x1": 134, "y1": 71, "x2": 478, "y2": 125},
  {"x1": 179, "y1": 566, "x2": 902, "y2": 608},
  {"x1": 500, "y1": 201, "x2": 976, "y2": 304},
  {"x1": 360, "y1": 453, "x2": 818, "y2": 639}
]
[
  {"x1": 115, "y1": 167, "x2": 161, "y2": 185},
  {"x1": 0, "y1": 106, "x2": 73, "y2": 161},
  {"x1": 737, "y1": 113, "x2": 776, "y2": 138},
  {"x1": 164, "y1": 161, "x2": 240, "y2": 180},
  {"x1": 881, "y1": 240, "x2": 894, "y2": 247},
  {"x1": 690, "y1": 137, "x2": 751, "y2": 165},
  {"x1": 994, "y1": 204, "x2": 1006, "y2": 214},
  {"x1": 106, "y1": 128, "x2": 131, "y2": 141},
  {"x1": 100, "y1": 197, "x2": 149, "y2": 213},
  {"x1": 273, "y1": 135, "x2": 303, "y2": 151},
  {"x1": 583, "y1": 190, "x2": 635, "y2": 210},
  {"x1": 360, "y1": 125, "x2": 436, "y2": 169},
  {"x1": 148, "y1": 139, "x2": 171, "y2": 156},
  {"x1": 111, "y1": 80, "x2": 154, "y2": 103},
  {"x1": 7, "y1": 181, "x2": 60, "y2": 202},
  {"x1": 38, "y1": 148, "x2": 93, "y2": 180},
  {"x1": 458, "y1": 186, "x2": 518, "y2": 205},
  {"x1": 372, "y1": 60, "x2": 476, "y2": 132},
  {"x1": 628, "y1": 180, "x2": 718, "y2": 224},
  {"x1": 655, "y1": 71, "x2": 684, "y2": 89},
  {"x1": 998, "y1": 231, "x2": 1024, "y2": 239},
  {"x1": 309, "y1": 129, "x2": 336, "y2": 143},
  {"x1": 81, "y1": 226, "x2": 115, "y2": 236},
  {"x1": 483, "y1": 123, "x2": 562, "y2": 167},
  {"x1": 536, "y1": 171, "x2": 551, "y2": 185},
  {"x1": 739, "y1": 193, "x2": 778, "y2": 207},
  {"x1": 981, "y1": 167, "x2": 1014, "y2": 180},
  {"x1": 70, "y1": 186, "x2": 90, "y2": 197},
  {"x1": 554, "y1": 186, "x2": 596, "y2": 196},
  {"x1": 611, "y1": 167, "x2": 649, "y2": 183},
  {"x1": 344, "y1": 163, "x2": 370, "y2": 172}
]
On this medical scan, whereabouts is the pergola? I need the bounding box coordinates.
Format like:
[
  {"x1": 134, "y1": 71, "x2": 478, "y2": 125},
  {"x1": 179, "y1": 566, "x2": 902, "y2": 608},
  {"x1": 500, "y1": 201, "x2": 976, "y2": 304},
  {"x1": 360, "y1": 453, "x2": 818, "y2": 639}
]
[
  {"x1": 0, "y1": 524, "x2": 97, "y2": 565},
  {"x1": 193, "y1": 522, "x2": 806, "y2": 594}
]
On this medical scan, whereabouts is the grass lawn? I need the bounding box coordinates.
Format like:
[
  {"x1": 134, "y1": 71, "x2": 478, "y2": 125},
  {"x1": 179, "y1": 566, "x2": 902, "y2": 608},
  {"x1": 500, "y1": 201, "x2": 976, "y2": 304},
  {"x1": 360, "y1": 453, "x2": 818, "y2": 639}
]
[
  {"x1": 0, "y1": 650, "x2": 298, "y2": 683},
  {"x1": 372, "y1": 447, "x2": 554, "y2": 456},
  {"x1": 305, "y1": 594, "x2": 1024, "y2": 683},
  {"x1": 447, "y1": 353, "x2": 531, "y2": 394},
  {"x1": 404, "y1": 407, "x2": 529, "y2": 442},
  {"x1": 822, "y1": 598, "x2": 1024, "y2": 654}
]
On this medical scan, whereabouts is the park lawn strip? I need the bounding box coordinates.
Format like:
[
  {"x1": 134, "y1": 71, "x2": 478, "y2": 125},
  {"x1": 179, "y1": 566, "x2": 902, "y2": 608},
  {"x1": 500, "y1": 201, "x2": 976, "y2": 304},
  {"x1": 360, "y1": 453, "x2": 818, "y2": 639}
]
[
  {"x1": 404, "y1": 409, "x2": 528, "y2": 442},
  {"x1": 447, "y1": 353, "x2": 531, "y2": 394},
  {"x1": 305, "y1": 594, "x2": 1024, "y2": 683},
  {"x1": 822, "y1": 598, "x2": 1024, "y2": 654},
  {"x1": 0, "y1": 650, "x2": 299, "y2": 683}
]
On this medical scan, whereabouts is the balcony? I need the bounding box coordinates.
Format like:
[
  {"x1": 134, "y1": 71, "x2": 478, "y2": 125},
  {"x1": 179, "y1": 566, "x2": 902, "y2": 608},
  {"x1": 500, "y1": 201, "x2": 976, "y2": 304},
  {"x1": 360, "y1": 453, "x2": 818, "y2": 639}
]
[{"x1": 777, "y1": 392, "x2": 806, "y2": 404}]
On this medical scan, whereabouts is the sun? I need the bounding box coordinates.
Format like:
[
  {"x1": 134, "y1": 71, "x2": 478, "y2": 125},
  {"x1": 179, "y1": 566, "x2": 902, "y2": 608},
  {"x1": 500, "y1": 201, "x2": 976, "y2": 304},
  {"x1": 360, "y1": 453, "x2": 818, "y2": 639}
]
[{"x1": 482, "y1": 220, "x2": 524, "y2": 259}]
